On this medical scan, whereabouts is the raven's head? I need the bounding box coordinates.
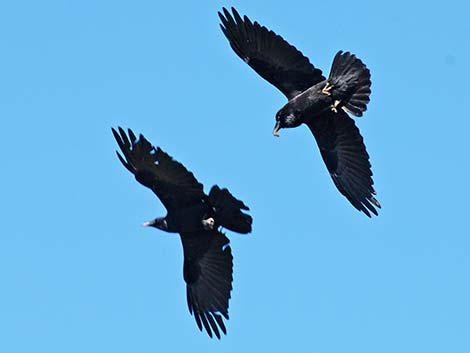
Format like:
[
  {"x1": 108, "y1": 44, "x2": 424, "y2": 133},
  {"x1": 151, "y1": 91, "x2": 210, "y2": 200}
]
[
  {"x1": 274, "y1": 105, "x2": 302, "y2": 137},
  {"x1": 142, "y1": 217, "x2": 168, "y2": 231}
]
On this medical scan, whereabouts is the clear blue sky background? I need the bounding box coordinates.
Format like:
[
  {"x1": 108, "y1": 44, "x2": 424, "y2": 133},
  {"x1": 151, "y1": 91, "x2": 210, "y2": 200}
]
[{"x1": 1, "y1": 1, "x2": 469, "y2": 352}]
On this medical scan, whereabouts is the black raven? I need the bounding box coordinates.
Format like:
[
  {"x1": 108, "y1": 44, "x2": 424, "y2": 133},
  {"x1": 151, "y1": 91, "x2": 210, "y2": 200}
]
[
  {"x1": 112, "y1": 127, "x2": 252, "y2": 339},
  {"x1": 219, "y1": 7, "x2": 381, "y2": 217}
]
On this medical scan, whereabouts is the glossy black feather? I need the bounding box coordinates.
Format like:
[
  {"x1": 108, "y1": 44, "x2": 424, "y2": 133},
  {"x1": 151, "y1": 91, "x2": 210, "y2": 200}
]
[
  {"x1": 182, "y1": 230, "x2": 233, "y2": 339},
  {"x1": 219, "y1": 7, "x2": 324, "y2": 99},
  {"x1": 112, "y1": 127, "x2": 205, "y2": 211},
  {"x1": 328, "y1": 51, "x2": 371, "y2": 117},
  {"x1": 306, "y1": 110, "x2": 381, "y2": 217},
  {"x1": 208, "y1": 186, "x2": 252, "y2": 234}
]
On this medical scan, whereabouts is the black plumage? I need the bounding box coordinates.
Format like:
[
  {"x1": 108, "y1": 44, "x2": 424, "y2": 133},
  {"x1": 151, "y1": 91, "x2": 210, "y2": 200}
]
[
  {"x1": 219, "y1": 7, "x2": 381, "y2": 217},
  {"x1": 112, "y1": 127, "x2": 252, "y2": 339}
]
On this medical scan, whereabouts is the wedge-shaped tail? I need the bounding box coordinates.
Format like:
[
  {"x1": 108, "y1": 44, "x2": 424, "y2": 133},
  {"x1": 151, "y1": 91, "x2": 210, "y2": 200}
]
[
  {"x1": 208, "y1": 186, "x2": 252, "y2": 234},
  {"x1": 328, "y1": 51, "x2": 371, "y2": 117}
]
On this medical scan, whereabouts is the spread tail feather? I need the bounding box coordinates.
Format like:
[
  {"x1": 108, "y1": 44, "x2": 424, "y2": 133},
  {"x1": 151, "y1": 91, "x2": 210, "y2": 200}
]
[
  {"x1": 208, "y1": 185, "x2": 252, "y2": 234},
  {"x1": 328, "y1": 51, "x2": 371, "y2": 117}
]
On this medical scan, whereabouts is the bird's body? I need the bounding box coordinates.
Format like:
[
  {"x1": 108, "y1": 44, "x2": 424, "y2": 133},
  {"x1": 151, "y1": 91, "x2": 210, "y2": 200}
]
[
  {"x1": 150, "y1": 204, "x2": 210, "y2": 233},
  {"x1": 278, "y1": 81, "x2": 332, "y2": 121},
  {"x1": 172, "y1": 205, "x2": 210, "y2": 232},
  {"x1": 112, "y1": 127, "x2": 252, "y2": 339},
  {"x1": 219, "y1": 7, "x2": 381, "y2": 217}
]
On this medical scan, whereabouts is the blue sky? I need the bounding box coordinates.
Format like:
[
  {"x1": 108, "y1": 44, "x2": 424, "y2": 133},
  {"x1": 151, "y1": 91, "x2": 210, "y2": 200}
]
[{"x1": 1, "y1": 0, "x2": 469, "y2": 352}]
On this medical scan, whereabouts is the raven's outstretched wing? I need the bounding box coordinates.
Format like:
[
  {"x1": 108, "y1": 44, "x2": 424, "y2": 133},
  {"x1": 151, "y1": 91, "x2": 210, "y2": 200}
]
[
  {"x1": 219, "y1": 7, "x2": 325, "y2": 100},
  {"x1": 112, "y1": 127, "x2": 205, "y2": 211},
  {"x1": 306, "y1": 111, "x2": 381, "y2": 217},
  {"x1": 181, "y1": 230, "x2": 233, "y2": 339}
]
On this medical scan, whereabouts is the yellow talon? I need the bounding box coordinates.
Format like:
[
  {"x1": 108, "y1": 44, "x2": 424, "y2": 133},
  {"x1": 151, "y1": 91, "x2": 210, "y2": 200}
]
[
  {"x1": 331, "y1": 100, "x2": 341, "y2": 113},
  {"x1": 322, "y1": 82, "x2": 332, "y2": 95}
]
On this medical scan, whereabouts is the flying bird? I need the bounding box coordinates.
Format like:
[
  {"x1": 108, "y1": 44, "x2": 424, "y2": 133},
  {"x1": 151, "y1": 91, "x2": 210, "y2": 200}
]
[
  {"x1": 218, "y1": 7, "x2": 381, "y2": 217},
  {"x1": 112, "y1": 127, "x2": 252, "y2": 339}
]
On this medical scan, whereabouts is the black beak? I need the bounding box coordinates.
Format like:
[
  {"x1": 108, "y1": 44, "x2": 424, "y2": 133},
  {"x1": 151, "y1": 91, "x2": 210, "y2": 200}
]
[{"x1": 273, "y1": 121, "x2": 281, "y2": 137}]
